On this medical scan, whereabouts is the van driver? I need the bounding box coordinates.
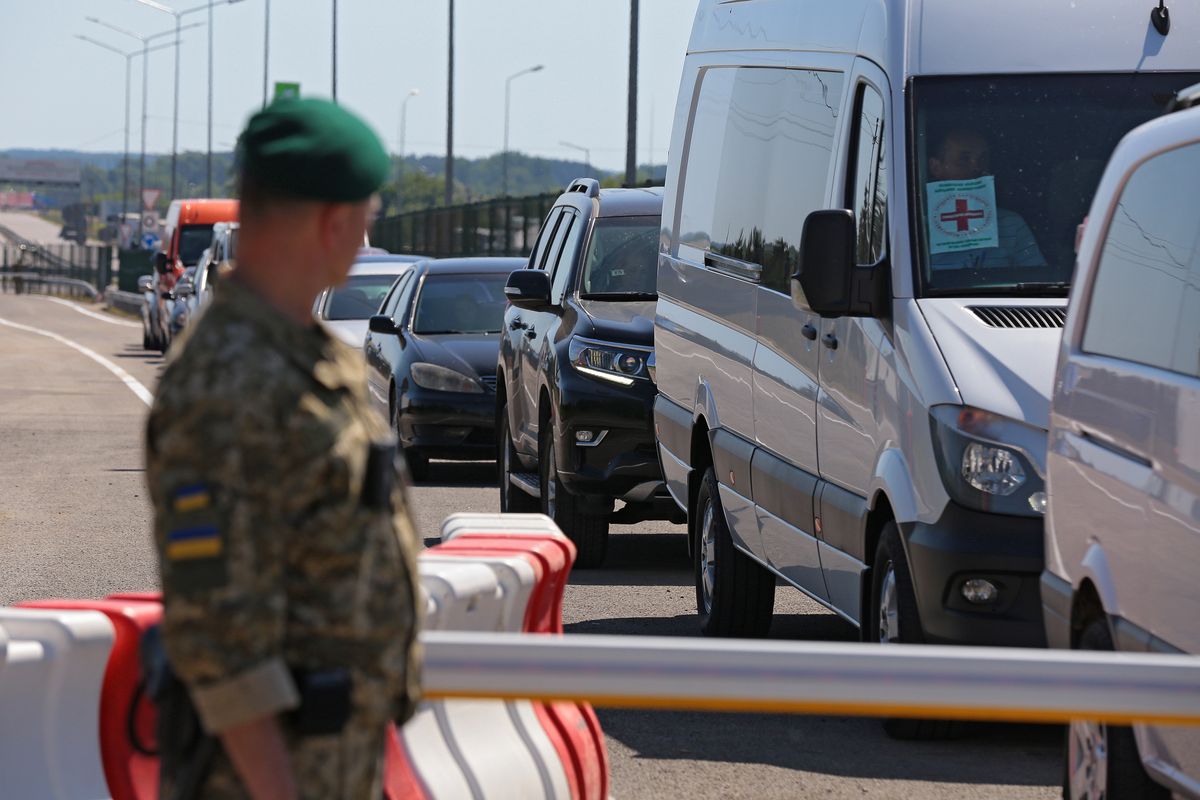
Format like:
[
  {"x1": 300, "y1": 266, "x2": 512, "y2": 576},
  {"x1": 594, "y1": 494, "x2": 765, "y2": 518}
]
[{"x1": 926, "y1": 127, "x2": 1046, "y2": 270}]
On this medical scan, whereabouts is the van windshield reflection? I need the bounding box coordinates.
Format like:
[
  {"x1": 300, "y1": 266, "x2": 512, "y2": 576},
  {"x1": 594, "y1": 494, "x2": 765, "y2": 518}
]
[{"x1": 911, "y1": 72, "x2": 1200, "y2": 298}]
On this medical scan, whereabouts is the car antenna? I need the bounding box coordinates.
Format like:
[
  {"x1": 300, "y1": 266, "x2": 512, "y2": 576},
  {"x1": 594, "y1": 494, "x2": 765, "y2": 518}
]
[{"x1": 1151, "y1": 1, "x2": 1170, "y2": 35}]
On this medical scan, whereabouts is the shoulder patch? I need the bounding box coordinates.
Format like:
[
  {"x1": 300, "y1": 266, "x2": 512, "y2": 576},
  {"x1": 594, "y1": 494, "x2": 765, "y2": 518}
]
[{"x1": 164, "y1": 483, "x2": 228, "y2": 591}]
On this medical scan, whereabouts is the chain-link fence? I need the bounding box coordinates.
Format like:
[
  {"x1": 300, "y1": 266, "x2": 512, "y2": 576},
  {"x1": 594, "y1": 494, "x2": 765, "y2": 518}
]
[{"x1": 372, "y1": 193, "x2": 558, "y2": 259}]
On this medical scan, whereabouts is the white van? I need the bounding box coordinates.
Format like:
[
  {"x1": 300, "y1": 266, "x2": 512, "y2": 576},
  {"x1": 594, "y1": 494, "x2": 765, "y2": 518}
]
[
  {"x1": 653, "y1": 0, "x2": 1198, "y2": 668},
  {"x1": 1043, "y1": 94, "x2": 1200, "y2": 799}
]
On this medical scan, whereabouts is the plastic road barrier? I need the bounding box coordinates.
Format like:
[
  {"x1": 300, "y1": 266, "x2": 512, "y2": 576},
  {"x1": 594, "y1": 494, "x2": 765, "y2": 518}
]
[
  {"x1": 19, "y1": 596, "x2": 163, "y2": 800},
  {"x1": 419, "y1": 631, "x2": 1200, "y2": 726},
  {"x1": 0, "y1": 609, "x2": 114, "y2": 800},
  {"x1": 440, "y1": 513, "x2": 563, "y2": 541}
]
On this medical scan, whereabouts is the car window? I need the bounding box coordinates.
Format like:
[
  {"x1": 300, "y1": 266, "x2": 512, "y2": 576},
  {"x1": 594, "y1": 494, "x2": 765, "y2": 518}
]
[
  {"x1": 178, "y1": 224, "x2": 216, "y2": 267},
  {"x1": 411, "y1": 273, "x2": 510, "y2": 335},
  {"x1": 580, "y1": 216, "x2": 659, "y2": 298},
  {"x1": 1082, "y1": 141, "x2": 1200, "y2": 378},
  {"x1": 911, "y1": 73, "x2": 1200, "y2": 297},
  {"x1": 326, "y1": 274, "x2": 404, "y2": 321},
  {"x1": 677, "y1": 66, "x2": 844, "y2": 294},
  {"x1": 847, "y1": 83, "x2": 888, "y2": 266},
  {"x1": 531, "y1": 209, "x2": 564, "y2": 270},
  {"x1": 548, "y1": 212, "x2": 581, "y2": 303},
  {"x1": 381, "y1": 272, "x2": 412, "y2": 318}
]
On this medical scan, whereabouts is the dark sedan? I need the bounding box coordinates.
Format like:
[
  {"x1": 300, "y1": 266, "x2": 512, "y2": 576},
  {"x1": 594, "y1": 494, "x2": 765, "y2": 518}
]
[{"x1": 364, "y1": 257, "x2": 525, "y2": 481}]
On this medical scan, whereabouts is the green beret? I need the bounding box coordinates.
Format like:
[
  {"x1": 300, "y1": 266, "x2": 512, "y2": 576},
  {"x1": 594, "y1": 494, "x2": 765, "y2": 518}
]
[{"x1": 236, "y1": 98, "x2": 390, "y2": 202}]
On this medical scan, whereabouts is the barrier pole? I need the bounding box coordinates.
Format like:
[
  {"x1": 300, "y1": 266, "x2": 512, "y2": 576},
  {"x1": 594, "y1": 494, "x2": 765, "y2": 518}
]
[{"x1": 421, "y1": 632, "x2": 1200, "y2": 726}]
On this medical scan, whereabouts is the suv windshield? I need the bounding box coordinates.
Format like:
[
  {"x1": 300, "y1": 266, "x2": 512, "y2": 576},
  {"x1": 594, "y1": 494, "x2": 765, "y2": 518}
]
[
  {"x1": 326, "y1": 273, "x2": 401, "y2": 320},
  {"x1": 412, "y1": 273, "x2": 508, "y2": 335},
  {"x1": 912, "y1": 73, "x2": 1200, "y2": 297},
  {"x1": 579, "y1": 216, "x2": 659, "y2": 299},
  {"x1": 178, "y1": 224, "x2": 215, "y2": 267}
]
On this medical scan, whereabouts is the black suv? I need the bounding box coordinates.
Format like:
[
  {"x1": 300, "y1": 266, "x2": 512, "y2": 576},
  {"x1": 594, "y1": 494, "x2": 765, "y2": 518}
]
[{"x1": 496, "y1": 180, "x2": 679, "y2": 566}]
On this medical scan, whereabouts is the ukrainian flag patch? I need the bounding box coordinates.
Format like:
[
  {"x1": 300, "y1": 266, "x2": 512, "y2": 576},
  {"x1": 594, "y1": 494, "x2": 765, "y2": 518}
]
[
  {"x1": 172, "y1": 484, "x2": 211, "y2": 513},
  {"x1": 164, "y1": 483, "x2": 228, "y2": 591},
  {"x1": 166, "y1": 525, "x2": 223, "y2": 560}
]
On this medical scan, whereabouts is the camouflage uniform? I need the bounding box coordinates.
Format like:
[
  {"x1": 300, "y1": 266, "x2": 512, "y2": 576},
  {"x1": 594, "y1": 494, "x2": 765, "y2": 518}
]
[{"x1": 146, "y1": 278, "x2": 421, "y2": 799}]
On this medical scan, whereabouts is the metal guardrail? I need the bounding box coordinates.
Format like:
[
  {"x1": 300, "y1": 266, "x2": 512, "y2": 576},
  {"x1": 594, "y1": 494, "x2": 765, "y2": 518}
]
[
  {"x1": 422, "y1": 632, "x2": 1200, "y2": 726},
  {"x1": 373, "y1": 192, "x2": 558, "y2": 258},
  {"x1": 0, "y1": 224, "x2": 114, "y2": 297},
  {"x1": 105, "y1": 290, "x2": 143, "y2": 316}
]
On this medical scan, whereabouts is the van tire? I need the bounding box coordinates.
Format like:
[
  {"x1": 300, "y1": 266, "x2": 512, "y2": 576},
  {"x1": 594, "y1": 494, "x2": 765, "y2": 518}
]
[
  {"x1": 498, "y1": 407, "x2": 539, "y2": 513},
  {"x1": 1062, "y1": 619, "x2": 1167, "y2": 800},
  {"x1": 540, "y1": 420, "x2": 609, "y2": 568},
  {"x1": 694, "y1": 467, "x2": 775, "y2": 638},
  {"x1": 871, "y1": 522, "x2": 961, "y2": 740}
]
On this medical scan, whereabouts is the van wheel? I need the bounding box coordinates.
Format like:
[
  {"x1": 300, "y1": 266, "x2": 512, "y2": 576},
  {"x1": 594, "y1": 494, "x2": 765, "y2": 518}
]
[
  {"x1": 540, "y1": 418, "x2": 609, "y2": 568},
  {"x1": 1064, "y1": 619, "x2": 1167, "y2": 800},
  {"x1": 498, "y1": 406, "x2": 539, "y2": 513},
  {"x1": 871, "y1": 522, "x2": 961, "y2": 740},
  {"x1": 694, "y1": 467, "x2": 774, "y2": 638}
]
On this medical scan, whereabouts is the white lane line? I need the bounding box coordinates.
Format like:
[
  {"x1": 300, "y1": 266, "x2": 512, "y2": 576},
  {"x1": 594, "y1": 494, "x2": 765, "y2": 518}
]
[
  {"x1": 0, "y1": 316, "x2": 154, "y2": 407},
  {"x1": 39, "y1": 296, "x2": 141, "y2": 329}
]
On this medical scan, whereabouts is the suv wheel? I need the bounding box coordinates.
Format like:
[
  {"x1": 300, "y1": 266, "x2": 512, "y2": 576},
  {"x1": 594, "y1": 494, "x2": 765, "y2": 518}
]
[
  {"x1": 1064, "y1": 619, "x2": 1167, "y2": 800},
  {"x1": 870, "y1": 522, "x2": 960, "y2": 740},
  {"x1": 498, "y1": 406, "x2": 539, "y2": 513},
  {"x1": 539, "y1": 416, "x2": 609, "y2": 568},
  {"x1": 694, "y1": 466, "x2": 774, "y2": 637}
]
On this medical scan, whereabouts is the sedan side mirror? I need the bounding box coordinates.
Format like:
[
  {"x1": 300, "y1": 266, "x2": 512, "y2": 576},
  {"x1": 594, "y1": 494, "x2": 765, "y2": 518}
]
[
  {"x1": 504, "y1": 269, "x2": 552, "y2": 311},
  {"x1": 791, "y1": 209, "x2": 887, "y2": 318},
  {"x1": 368, "y1": 314, "x2": 399, "y2": 335}
]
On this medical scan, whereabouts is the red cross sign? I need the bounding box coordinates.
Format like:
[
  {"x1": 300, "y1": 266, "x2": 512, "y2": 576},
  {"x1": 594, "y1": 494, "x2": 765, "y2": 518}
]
[{"x1": 940, "y1": 198, "x2": 986, "y2": 233}]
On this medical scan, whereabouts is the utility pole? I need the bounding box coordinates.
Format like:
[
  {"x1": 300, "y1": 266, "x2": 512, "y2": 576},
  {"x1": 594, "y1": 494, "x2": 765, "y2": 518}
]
[
  {"x1": 262, "y1": 0, "x2": 270, "y2": 108},
  {"x1": 206, "y1": 0, "x2": 214, "y2": 194},
  {"x1": 625, "y1": 0, "x2": 639, "y2": 187},
  {"x1": 445, "y1": 0, "x2": 455, "y2": 206},
  {"x1": 332, "y1": 0, "x2": 338, "y2": 102}
]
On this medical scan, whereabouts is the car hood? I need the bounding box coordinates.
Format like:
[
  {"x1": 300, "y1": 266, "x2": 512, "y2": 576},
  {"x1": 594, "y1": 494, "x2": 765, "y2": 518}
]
[
  {"x1": 916, "y1": 298, "x2": 1066, "y2": 430},
  {"x1": 577, "y1": 299, "x2": 656, "y2": 345},
  {"x1": 327, "y1": 319, "x2": 369, "y2": 349},
  {"x1": 409, "y1": 333, "x2": 501, "y2": 377}
]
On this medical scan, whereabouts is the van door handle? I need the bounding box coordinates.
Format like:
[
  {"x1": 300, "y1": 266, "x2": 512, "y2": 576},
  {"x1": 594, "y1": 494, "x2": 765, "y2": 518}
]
[
  {"x1": 821, "y1": 332, "x2": 838, "y2": 350},
  {"x1": 801, "y1": 323, "x2": 818, "y2": 341}
]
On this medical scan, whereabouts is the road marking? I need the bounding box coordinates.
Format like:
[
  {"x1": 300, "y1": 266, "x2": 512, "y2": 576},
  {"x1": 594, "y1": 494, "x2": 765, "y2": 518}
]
[
  {"x1": 39, "y1": 296, "x2": 141, "y2": 329},
  {"x1": 0, "y1": 316, "x2": 154, "y2": 407}
]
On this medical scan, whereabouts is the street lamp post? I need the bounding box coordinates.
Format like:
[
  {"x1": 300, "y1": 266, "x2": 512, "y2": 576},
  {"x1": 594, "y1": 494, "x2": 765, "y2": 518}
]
[
  {"x1": 559, "y1": 140, "x2": 592, "y2": 177},
  {"x1": 262, "y1": 0, "x2": 270, "y2": 108},
  {"x1": 399, "y1": 89, "x2": 420, "y2": 176},
  {"x1": 86, "y1": 17, "x2": 201, "y2": 243},
  {"x1": 503, "y1": 64, "x2": 544, "y2": 198},
  {"x1": 332, "y1": 0, "x2": 338, "y2": 102},
  {"x1": 132, "y1": 0, "x2": 245, "y2": 198},
  {"x1": 76, "y1": 36, "x2": 179, "y2": 245},
  {"x1": 445, "y1": 0, "x2": 454, "y2": 207}
]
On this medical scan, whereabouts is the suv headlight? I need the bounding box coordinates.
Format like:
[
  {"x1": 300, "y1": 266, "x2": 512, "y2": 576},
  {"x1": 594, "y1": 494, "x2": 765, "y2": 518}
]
[
  {"x1": 568, "y1": 337, "x2": 652, "y2": 387},
  {"x1": 410, "y1": 363, "x2": 483, "y2": 394},
  {"x1": 930, "y1": 405, "x2": 1046, "y2": 517}
]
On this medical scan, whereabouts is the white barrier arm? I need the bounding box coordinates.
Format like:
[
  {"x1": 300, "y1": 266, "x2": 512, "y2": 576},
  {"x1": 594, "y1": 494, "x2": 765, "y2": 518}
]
[{"x1": 420, "y1": 632, "x2": 1200, "y2": 726}]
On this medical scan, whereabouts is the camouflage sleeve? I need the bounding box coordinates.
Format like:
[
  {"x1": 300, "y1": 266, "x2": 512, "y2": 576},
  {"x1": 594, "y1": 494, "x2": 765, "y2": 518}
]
[{"x1": 147, "y1": 391, "x2": 299, "y2": 734}]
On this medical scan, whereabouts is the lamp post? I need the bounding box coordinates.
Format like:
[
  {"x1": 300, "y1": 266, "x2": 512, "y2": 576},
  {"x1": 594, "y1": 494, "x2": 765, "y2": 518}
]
[
  {"x1": 503, "y1": 64, "x2": 544, "y2": 198},
  {"x1": 132, "y1": 0, "x2": 245, "y2": 198},
  {"x1": 445, "y1": 0, "x2": 454, "y2": 206},
  {"x1": 559, "y1": 140, "x2": 592, "y2": 177},
  {"x1": 399, "y1": 89, "x2": 420, "y2": 176},
  {"x1": 625, "y1": 0, "x2": 639, "y2": 187},
  {"x1": 331, "y1": 0, "x2": 338, "y2": 102},
  {"x1": 86, "y1": 17, "x2": 200, "y2": 243},
  {"x1": 262, "y1": 0, "x2": 270, "y2": 108},
  {"x1": 75, "y1": 35, "x2": 175, "y2": 243}
]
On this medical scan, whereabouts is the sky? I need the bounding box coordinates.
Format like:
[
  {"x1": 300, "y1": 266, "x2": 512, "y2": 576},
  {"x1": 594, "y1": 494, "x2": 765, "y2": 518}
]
[{"x1": 0, "y1": 0, "x2": 700, "y2": 172}]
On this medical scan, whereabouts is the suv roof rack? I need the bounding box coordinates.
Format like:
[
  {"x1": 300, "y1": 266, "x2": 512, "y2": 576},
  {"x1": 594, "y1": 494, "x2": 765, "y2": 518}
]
[
  {"x1": 566, "y1": 178, "x2": 600, "y2": 198},
  {"x1": 1166, "y1": 81, "x2": 1200, "y2": 113}
]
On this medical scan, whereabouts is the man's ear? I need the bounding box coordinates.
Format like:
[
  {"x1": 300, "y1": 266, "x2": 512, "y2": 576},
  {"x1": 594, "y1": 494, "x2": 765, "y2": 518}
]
[{"x1": 314, "y1": 202, "x2": 345, "y2": 253}]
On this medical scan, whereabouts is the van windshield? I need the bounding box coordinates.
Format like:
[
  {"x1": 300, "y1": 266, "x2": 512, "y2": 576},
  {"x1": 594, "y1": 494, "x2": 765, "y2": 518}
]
[
  {"x1": 911, "y1": 73, "x2": 1200, "y2": 297},
  {"x1": 178, "y1": 224, "x2": 215, "y2": 267}
]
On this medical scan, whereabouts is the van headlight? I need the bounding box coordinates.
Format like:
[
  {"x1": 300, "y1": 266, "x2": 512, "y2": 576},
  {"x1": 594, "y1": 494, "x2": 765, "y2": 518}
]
[
  {"x1": 410, "y1": 363, "x2": 483, "y2": 394},
  {"x1": 568, "y1": 337, "x2": 651, "y2": 387},
  {"x1": 930, "y1": 405, "x2": 1046, "y2": 517}
]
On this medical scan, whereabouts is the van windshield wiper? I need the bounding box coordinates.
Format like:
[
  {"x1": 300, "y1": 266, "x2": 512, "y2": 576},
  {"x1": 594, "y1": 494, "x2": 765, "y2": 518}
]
[
  {"x1": 950, "y1": 281, "x2": 1071, "y2": 298},
  {"x1": 578, "y1": 291, "x2": 658, "y2": 301},
  {"x1": 1009, "y1": 281, "x2": 1071, "y2": 297}
]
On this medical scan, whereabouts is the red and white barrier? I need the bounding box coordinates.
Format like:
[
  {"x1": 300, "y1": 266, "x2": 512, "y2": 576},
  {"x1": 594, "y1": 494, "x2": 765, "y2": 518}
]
[{"x1": 0, "y1": 608, "x2": 114, "y2": 800}]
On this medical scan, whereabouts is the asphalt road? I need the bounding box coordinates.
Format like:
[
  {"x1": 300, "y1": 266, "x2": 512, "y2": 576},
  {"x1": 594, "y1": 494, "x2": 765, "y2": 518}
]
[
  {"x1": 0, "y1": 211, "x2": 68, "y2": 244},
  {"x1": 0, "y1": 293, "x2": 1061, "y2": 798}
]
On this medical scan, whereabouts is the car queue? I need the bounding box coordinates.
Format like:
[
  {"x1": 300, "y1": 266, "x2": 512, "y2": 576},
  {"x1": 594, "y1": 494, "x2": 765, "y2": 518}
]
[{"x1": 125, "y1": 1, "x2": 1199, "y2": 795}]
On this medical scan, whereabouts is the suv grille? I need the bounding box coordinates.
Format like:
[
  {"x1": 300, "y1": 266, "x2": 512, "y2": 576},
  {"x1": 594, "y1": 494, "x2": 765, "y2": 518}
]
[
  {"x1": 970, "y1": 306, "x2": 1066, "y2": 329},
  {"x1": 480, "y1": 374, "x2": 498, "y2": 392}
]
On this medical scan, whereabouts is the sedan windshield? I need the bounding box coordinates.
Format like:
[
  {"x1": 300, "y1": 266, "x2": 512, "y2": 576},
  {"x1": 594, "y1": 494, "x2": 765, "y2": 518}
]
[
  {"x1": 912, "y1": 73, "x2": 1200, "y2": 297},
  {"x1": 325, "y1": 274, "x2": 400, "y2": 320},
  {"x1": 579, "y1": 216, "x2": 659, "y2": 299},
  {"x1": 412, "y1": 273, "x2": 509, "y2": 334}
]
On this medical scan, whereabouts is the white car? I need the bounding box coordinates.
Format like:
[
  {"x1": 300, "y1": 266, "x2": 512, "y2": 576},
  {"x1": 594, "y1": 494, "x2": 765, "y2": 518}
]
[
  {"x1": 313, "y1": 254, "x2": 425, "y2": 348},
  {"x1": 1043, "y1": 92, "x2": 1200, "y2": 799}
]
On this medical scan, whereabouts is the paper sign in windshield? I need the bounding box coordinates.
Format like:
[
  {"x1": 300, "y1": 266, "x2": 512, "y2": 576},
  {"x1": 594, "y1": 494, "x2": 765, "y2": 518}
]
[{"x1": 927, "y1": 177, "x2": 999, "y2": 255}]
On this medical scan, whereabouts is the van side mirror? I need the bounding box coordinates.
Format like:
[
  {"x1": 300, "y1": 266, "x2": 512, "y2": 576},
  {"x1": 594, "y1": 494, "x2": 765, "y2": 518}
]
[
  {"x1": 504, "y1": 269, "x2": 552, "y2": 311},
  {"x1": 137, "y1": 275, "x2": 154, "y2": 293},
  {"x1": 792, "y1": 209, "x2": 887, "y2": 318},
  {"x1": 368, "y1": 315, "x2": 399, "y2": 335}
]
